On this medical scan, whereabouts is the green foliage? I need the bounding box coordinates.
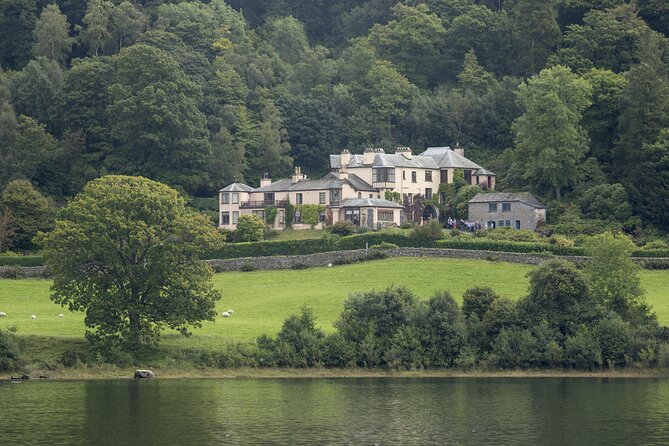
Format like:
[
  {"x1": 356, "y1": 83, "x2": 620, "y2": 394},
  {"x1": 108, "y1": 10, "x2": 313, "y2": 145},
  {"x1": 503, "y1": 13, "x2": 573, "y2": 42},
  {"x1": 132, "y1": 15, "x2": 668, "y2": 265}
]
[
  {"x1": 585, "y1": 232, "x2": 652, "y2": 324},
  {"x1": 258, "y1": 307, "x2": 325, "y2": 368},
  {"x1": 1, "y1": 179, "x2": 54, "y2": 251},
  {"x1": 33, "y1": 4, "x2": 73, "y2": 65},
  {"x1": 265, "y1": 206, "x2": 277, "y2": 225},
  {"x1": 580, "y1": 183, "x2": 632, "y2": 222},
  {"x1": 297, "y1": 204, "x2": 323, "y2": 228},
  {"x1": 513, "y1": 65, "x2": 593, "y2": 200},
  {"x1": 411, "y1": 220, "x2": 444, "y2": 242},
  {"x1": 0, "y1": 327, "x2": 22, "y2": 371},
  {"x1": 329, "y1": 220, "x2": 356, "y2": 236},
  {"x1": 234, "y1": 215, "x2": 265, "y2": 242},
  {"x1": 36, "y1": 175, "x2": 221, "y2": 352},
  {"x1": 462, "y1": 287, "x2": 499, "y2": 321}
]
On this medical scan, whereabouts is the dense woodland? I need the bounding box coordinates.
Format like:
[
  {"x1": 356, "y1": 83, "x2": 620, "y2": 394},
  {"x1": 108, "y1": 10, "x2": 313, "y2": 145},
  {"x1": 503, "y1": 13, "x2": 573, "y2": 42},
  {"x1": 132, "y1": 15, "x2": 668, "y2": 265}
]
[{"x1": 1, "y1": 0, "x2": 669, "y2": 250}]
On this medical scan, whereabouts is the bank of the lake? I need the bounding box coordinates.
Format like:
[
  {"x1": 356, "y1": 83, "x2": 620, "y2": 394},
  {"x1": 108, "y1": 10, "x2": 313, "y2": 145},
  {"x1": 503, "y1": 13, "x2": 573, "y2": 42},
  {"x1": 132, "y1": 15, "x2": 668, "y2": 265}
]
[{"x1": 3, "y1": 366, "x2": 669, "y2": 381}]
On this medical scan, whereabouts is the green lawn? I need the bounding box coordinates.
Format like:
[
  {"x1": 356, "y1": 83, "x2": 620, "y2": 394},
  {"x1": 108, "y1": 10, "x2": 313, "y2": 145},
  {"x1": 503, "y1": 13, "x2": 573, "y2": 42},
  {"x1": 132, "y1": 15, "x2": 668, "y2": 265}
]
[
  {"x1": 1, "y1": 258, "x2": 667, "y2": 355},
  {"x1": 271, "y1": 229, "x2": 324, "y2": 240}
]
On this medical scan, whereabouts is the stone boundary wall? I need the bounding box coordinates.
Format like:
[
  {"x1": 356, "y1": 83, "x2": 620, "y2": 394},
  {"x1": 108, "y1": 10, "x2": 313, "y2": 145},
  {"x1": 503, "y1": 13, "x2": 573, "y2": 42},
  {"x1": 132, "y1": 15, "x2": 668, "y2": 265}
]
[{"x1": 2, "y1": 248, "x2": 667, "y2": 278}]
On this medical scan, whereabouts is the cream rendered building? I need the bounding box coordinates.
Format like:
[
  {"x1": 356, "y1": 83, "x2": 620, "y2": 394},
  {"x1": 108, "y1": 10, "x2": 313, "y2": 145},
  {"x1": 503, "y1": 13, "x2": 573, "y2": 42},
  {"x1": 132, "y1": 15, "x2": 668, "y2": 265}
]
[
  {"x1": 219, "y1": 168, "x2": 403, "y2": 230},
  {"x1": 219, "y1": 145, "x2": 495, "y2": 230}
]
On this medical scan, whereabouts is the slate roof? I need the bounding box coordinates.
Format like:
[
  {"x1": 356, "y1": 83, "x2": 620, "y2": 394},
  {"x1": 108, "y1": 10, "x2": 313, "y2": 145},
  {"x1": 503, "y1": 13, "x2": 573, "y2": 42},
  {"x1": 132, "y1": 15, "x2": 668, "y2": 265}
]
[
  {"x1": 420, "y1": 146, "x2": 483, "y2": 170},
  {"x1": 372, "y1": 154, "x2": 439, "y2": 169},
  {"x1": 330, "y1": 147, "x2": 495, "y2": 174},
  {"x1": 341, "y1": 198, "x2": 405, "y2": 208},
  {"x1": 474, "y1": 167, "x2": 496, "y2": 176},
  {"x1": 219, "y1": 183, "x2": 255, "y2": 192},
  {"x1": 250, "y1": 173, "x2": 376, "y2": 193},
  {"x1": 468, "y1": 192, "x2": 545, "y2": 208}
]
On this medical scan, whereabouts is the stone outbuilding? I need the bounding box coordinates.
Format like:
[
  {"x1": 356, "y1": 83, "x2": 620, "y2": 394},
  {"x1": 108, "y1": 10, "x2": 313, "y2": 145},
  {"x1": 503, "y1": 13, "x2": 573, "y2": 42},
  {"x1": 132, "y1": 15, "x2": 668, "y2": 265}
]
[{"x1": 468, "y1": 192, "x2": 546, "y2": 230}]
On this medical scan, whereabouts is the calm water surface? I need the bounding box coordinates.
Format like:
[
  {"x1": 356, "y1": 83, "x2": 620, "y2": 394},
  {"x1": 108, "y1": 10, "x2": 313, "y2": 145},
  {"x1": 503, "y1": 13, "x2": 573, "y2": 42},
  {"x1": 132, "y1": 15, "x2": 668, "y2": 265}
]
[{"x1": 1, "y1": 377, "x2": 669, "y2": 445}]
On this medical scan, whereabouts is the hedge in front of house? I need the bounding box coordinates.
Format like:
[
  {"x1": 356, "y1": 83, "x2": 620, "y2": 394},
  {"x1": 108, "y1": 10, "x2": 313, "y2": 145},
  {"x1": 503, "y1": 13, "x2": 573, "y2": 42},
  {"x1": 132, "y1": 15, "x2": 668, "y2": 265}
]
[
  {"x1": 435, "y1": 239, "x2": 586, "y2": 256},
  {"x1": 631, "y1": 249, "x2": 669, "y2": 258},
  {"x1": 0, "y1": 255, "x2": 44, "y2": 267}
]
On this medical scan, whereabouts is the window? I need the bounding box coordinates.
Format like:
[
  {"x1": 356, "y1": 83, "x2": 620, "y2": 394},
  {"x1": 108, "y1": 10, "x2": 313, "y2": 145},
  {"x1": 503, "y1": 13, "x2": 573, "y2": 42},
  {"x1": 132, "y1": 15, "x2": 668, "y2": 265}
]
[
  {"x1": 373, "y1": 168, "x2": 395, "y2": 183},
  {"x1": 498, "y1": 220, "x2": 504, "y2": 227},
  {"x1": 278, "y1": 210, "x2": 285, "y2": 224},
  {"x1": 515, "y1": 220, "x2": 521, "y2": 230},
  {"x1": 319, "y1": 192, "x2": 326, "y2": 204},
  {"x1": 232, "y1": 211, "x2": 239, "y2": 224},
  {"x1": 425, "y1": 188, "x2": 433, "y2": 200},
  {"x1": 252, "y1": 210, "x2": 264, "y2": 219},
  {"x1": 222, "y1": 212, "x2": 230, "y2": 225},
  {"x1": 319, "y1": 211, "x2": 326, "y2": 222},
  {"x1": 440, "y1": 170, "x2": 449, "y2": 183},
  {"x1": 232, "y1": 193, "x2": 239, "y2": 204},
  {"x1": 502, "y1": 203, "x2": 511, "y2": 212},
  {"x1": 402, "y1": 171, "x2": 406, "y2": 181},
  {"x1": 505, "y1": 220, "x2": 511, "y2": 227},
  {"x1": 296, "y1": 193, "x2": 303, "y2": 204},
  {"x1": 425, "y1": 171, "x2": 432, "y2": 182},
  {"x1": 358, "y1": 192, "x2": 362, "y2": 198},
  {"x1": 407, "y1": 193, "x2": 413, "y2": 204},
  {"x1": 489, "y1": 203, "x2": 498, "y2": 212},
  {"x1": 378, "y1": 210, "x2": 394, "y2": 222},
  {"x1": 369, "y1": 194, "x2": 373, "y2": 198},
  {"x1": 264, "y1": 193, "x2": 275, "y2": 202},
  {"x1": 345, "y1": 209, "x2": 360, "y2": 226},
  {"x1": 222, "y1": 193, "x2": 230, "y2": 204},
  {"x1": 411, "y1": 171, "x2": 417, "y2": 183},
  {"x1": 294, "y1": 209, "x2": 302, "y2": 223}
]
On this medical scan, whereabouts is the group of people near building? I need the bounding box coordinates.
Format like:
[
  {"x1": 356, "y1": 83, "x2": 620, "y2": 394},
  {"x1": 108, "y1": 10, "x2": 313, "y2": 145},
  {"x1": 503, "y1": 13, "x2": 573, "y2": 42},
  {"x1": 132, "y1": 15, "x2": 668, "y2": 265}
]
[{"x1": 445, "y1": 217, "x2": 486, "y2": 232}]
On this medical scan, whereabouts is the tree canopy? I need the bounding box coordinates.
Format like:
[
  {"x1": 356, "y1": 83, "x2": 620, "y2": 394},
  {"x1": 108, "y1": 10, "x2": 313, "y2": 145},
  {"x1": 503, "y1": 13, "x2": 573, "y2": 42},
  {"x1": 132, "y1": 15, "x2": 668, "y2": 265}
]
[{"x1": 36, "y1": 175, "x2": 221, "y2": 351}]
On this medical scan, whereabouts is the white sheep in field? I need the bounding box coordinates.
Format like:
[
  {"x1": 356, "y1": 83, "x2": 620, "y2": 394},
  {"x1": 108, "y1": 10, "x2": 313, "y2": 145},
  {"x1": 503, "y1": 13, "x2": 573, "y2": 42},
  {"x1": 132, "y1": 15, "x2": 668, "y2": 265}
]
[
  {"x1": 58, "y1": 314, "x2": 64, "y2": 318},
  {"x1": 227, "y1": 309, "x2": 234, "y2": 314},
  {"x1": 31, "y1": 315, "x2": 37, "y2": 320},
  {"x1": 221, "y1": 311, "x2": 230, "y2": 318},
  {"x1": 0, "y1": 311, "x2": 7, "y2": 317}
]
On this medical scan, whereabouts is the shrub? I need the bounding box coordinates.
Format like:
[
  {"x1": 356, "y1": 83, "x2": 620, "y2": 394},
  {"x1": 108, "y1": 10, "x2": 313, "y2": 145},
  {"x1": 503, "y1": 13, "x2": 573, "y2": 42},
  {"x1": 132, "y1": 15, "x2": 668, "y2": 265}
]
[
  {"x1": 595, "y1": 315, "x2": 631, "y2": 367},
  {"x1": 641, "y1": 240, "x2": 668, "y2": 250},
  {"x1": 329, "y1": 220, "x2": 356, "y2": 236},
  {"x1": 321, "y1": 333, "x2": 356, "y2": 368},
  {"x1": 549, "y1": 234, "x2": 575, "y2": 247},
  {"x1": 234, "y1": 215, "x2": 265, "y2": 242},
  {"x1": 370, "y1": 242, "x2": 399, "y2": 250},
  {"x1": 411, "y1": 220, "x2": 443, "y2": 243},
  {"x1": 462, "y1": 287, "x2": 499, "y2": 321},
  {"x1": 490, "y1": 328, "x2": 537, "y2": 368},
  {"x1": 657, "y1": 343, "x2": 669, "y2": 369},
  {"x1": 240, "y1": 262, "x2": 256, "y2": 272},
  {"x1": 59, "y1": 350, "x2": 84, "y2": 368},
  {"x1": 564, "y1": 328, "x2": 602, "y2": 370},
  {"x1": 483, "y1": 227, "x2": 540, "y2": 242},
  {"x1": 0, "y1": 327, "x2": 22, "y2": 372}
]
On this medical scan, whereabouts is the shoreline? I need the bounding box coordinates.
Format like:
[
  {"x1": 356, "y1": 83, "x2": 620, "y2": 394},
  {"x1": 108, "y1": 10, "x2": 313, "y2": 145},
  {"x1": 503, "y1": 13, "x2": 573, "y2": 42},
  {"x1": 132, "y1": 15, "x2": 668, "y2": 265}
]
[{"x1": 3, "y1": 367, "x2": 669, "y2": 381}]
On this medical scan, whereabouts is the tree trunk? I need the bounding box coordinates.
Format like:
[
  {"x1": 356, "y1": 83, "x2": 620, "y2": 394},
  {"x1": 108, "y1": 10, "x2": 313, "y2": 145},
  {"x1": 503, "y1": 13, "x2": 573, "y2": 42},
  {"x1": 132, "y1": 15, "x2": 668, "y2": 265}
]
[
  {"x1": 555, "y1": 184, "x2": 561, "y2": 201},
  {"x1": 129, "y1": 309, "x2": 141, "y2": 349}
]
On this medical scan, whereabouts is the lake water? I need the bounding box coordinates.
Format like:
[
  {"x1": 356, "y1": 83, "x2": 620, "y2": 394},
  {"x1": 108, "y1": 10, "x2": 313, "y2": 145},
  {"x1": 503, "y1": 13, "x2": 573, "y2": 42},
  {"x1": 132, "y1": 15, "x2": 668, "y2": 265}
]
[{"x1": 1, "y1": 377, "x2": 669, "y2": 445}]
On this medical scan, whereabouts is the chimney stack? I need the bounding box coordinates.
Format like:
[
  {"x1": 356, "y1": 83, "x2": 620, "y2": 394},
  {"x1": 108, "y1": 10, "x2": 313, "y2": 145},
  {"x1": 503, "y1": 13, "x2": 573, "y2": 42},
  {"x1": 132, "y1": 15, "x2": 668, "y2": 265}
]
[
  {"x1": 454, "y1": 142, "x2": 464, "y2": 157},
  {"x1": 260, "y1": 173, "x2": 271, "y2": 188},
  {"x1": 292, "y1": 166, "x2": 306, "y2": 184},
  {"x1": 363, "y1": 147, "x2": 384, "y2": 165},
  {"x1": 340, "y1": 149, "x2": 351, "y2": 170},
  {"x1": 395, "y1": 146, "x2": 412, "y2": 159}
]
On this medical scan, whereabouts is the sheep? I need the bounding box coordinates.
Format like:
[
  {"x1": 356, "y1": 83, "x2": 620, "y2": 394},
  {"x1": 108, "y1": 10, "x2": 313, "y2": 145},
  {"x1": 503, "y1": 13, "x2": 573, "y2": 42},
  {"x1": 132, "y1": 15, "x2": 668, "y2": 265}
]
[
  {"x1": 227, "y1": 309, "x2": 234, "y2": 314},
  {"x1": 31, "y1": 315, "x2": 37, "y2": 320},
  {"x1": 221, "y1": 311, "x2": 230, "y2": 318},
  {"x1": 58, "y1": 313, "x2": 64, "y2": 318},
  {"x1": 0, "y1": 311, "x2": 7, "y2": 317}
]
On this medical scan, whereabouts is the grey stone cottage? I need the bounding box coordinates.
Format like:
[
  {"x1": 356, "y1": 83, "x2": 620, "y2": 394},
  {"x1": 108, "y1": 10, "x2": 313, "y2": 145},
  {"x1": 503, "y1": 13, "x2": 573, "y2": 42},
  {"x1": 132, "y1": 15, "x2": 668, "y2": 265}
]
[{"x1": 468, "y1": 192, "x2": 546, "y2": 230}]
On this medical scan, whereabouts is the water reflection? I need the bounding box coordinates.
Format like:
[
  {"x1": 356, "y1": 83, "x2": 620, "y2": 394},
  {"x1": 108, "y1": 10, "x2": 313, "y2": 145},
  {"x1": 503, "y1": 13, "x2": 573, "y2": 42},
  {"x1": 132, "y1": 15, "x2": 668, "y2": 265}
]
[{"x1": 1, "y1": 378, "x2": 669, "y2": 445}]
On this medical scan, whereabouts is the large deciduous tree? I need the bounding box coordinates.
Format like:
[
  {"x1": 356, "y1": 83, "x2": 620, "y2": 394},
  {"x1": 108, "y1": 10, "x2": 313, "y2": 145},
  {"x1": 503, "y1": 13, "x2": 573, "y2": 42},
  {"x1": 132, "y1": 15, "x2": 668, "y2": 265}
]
[
  {"x1": 107, "y1": 44, "x2": 213, "y2": 194},
  {"x1": 1, "y1": 179, "x2": 54, "y2": 251},
  {"x1": 33, "y1": 3, "x2": 73, "y2": 65},
  {"x1": 36, "y1": 175, "x2": 222, "y2": 351},
  {"x1": 512, "y1": 65, "x2": 592, "y2": 200}
]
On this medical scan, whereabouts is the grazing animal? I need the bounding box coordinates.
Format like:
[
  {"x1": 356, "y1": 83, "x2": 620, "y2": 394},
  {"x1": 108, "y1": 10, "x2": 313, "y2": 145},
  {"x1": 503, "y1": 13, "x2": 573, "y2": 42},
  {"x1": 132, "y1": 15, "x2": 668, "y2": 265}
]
[
  {"x1": 0, "y1": 311, "x2": 7, "y2": 317},
  {"x1": 227, "y1": 309, "x2": 234, "y2": 314},
  {"x1": 31, "y1": 315, "x2": 37, "y2": 320},
  {"x1": 58, "y1": 314, "x2": 64, "y2": 318},
  {"x1": 222, "y1": 311, "x2": 230, "y2": 317}
]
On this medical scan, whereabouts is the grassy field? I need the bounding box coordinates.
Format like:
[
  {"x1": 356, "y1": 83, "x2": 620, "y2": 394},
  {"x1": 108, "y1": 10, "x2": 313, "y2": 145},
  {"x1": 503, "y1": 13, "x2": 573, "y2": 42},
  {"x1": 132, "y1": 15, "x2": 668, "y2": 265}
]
[{"x1": 0, "y1": 258, "x2": 667, "y2": 360}]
